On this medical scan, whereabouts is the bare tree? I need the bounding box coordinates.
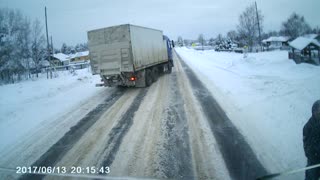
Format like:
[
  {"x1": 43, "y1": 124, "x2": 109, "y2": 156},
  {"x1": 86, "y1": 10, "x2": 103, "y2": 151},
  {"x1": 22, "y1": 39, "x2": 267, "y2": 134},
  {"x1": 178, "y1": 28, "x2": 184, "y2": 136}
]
[
  {"x1": 312, "y1": 27, "x2": 320, "y2": 34},
  {"x1": 237, "y1": 3, "x2": 263, "y2": 51},
  {"x1": 31, "y1": 19, "x2": 45, "y2": 77},
  {"x1": 16, "y1": 14, "x2": 32, "y2": 79},
  {"x1": 0, "y1": 8, "x2": 40, "y2": 83},
  {"x1": 198, "y1": 34, "x2": 205, "y2": 50},
  {"x1": 227, "y1": 30, "x2": 238, "y2": 42},
  {"x1": 280, "y1": 13, "x2": 311, "y2": 39},
  {"x1": 208, "y1": 38, "x2": 215, "y2": 46},
  {"x1": 183, "y1": 39, "x2": 191, "y2": 47},
  {"x1": 227, "y1": 30, "x2": 243, "y2": 47},
  {"x1": 75, "y1": 43, "x2": 81, "y2": 52},
  {"x1": 215, "y1": 34, "x2": 223, "y2": 45},
  {"x1": 60, "y1": 43, "x2": 68, "y2": 54},
  {"x1": 177, "y1": 36, "x2": 184, "y2": 47}
]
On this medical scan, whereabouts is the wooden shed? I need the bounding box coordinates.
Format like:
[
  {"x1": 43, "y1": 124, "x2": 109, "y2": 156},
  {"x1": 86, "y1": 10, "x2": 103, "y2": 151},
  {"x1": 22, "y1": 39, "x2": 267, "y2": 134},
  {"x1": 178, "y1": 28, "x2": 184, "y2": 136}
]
[{"x1": 288, "y1": 37, "x2": 320, "y2": 65}]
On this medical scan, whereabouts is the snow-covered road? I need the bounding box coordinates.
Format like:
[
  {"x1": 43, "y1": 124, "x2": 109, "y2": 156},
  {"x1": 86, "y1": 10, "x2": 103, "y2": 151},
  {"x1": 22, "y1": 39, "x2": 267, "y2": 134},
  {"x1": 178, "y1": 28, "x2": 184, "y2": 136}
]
[
  {"x1": 17, "y1": 52, "x2": 231, "y2": 180},
  {"x1": 176, "y1": 47, "x2": 320, "y2": 180},
  {"x1": 0, "y1": 49, "x2": 319, "y2": 179},
  {"x1": 0, "y1": 51, "x2": 274, "y2": 180}
]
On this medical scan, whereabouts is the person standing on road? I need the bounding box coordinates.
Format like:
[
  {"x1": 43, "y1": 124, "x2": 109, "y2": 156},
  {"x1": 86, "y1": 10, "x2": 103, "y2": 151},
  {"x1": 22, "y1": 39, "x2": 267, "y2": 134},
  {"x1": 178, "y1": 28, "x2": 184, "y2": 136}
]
[
  {"x1": 243, "y1": 45, "x2": 248, "y2": 58},
  {"x1": 303, "y1": 100, "x2": 320, "y2": 180}
]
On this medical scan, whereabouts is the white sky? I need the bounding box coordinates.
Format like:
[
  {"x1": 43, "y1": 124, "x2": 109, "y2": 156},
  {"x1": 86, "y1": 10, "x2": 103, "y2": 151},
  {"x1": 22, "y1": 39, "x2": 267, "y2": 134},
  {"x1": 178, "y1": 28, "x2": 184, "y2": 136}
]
[{"x1": 1, "y1": 0, "x2": 319, "y2": 48}]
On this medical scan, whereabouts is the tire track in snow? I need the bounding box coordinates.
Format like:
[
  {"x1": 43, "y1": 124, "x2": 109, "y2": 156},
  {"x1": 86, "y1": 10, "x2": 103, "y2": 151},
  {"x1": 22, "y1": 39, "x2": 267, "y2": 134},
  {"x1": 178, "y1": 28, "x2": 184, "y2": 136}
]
[
  {"x1": 105, "y1": 75, "x2": 170, "y2": 178},
  {"x1": 156, "y1": 71, "x2": 194, "y2": 179},
  {"x1": 176, "y1": 52, "x2": 269, "y2": 180},
  {"x1": 19, "y1": 88, "x2": 126, "y2": 180},
  {"x1": 99, "y1": 88, "x2": 148, "y2": 169}
]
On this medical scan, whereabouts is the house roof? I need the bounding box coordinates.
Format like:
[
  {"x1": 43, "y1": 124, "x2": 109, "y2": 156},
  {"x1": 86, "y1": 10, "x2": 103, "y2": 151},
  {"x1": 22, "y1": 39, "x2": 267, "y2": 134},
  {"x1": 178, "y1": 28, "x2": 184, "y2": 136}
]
[
  {"x1": 289, "y1": 37, "x2": 320, "y2": 51},
  {"x1": 262, "y1": 36, "x2": 290, "y2": 43},
  {"x1": 71, "y1": 51, "x2": 89, "y2": 59},
  {"x1": 53, "y1": 53, "x2": 70, "y2": 62},
  {"x1": 302, "y1": 34, "x2": 319, "y2": 39}
]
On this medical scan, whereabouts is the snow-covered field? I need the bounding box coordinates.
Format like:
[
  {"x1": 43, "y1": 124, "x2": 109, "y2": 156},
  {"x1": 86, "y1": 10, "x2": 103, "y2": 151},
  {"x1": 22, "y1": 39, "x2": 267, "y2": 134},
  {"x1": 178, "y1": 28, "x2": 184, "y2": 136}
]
[
  {"x1": 0, "y1": 68, "x2": 103, "y2": 153},
  {"x1": 176, "y1": 47, "x2": 320, "y2": 177}
]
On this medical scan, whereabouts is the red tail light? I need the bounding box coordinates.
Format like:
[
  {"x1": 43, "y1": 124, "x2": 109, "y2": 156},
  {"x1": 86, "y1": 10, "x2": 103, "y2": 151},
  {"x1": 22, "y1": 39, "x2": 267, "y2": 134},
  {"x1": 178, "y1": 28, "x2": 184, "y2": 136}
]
[{"x1": 130, "y1": 76, "x2": 136, "y2": 81}]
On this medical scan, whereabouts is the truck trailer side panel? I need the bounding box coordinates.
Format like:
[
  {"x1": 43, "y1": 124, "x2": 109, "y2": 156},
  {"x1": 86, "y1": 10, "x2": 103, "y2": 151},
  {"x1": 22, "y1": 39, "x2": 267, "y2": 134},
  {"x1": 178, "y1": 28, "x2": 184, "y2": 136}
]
[{"x1": 129, "y1": 25, "x2": 168, "y2": 71}]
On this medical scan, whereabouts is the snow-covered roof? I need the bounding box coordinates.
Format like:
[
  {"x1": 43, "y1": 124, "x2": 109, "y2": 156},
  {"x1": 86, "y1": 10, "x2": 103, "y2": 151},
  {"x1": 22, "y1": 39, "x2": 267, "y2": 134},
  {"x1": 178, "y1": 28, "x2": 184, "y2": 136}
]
[
  {"x1": 262, "y1": 36, "x2": 290, "y2": 43},
  {"x1": 302, "y1": 34, "x2": 319, "y2": 39},
  {"x1": 71, "y1": 51, "x2": 89, "y2": 59},
  {"x1": 53, "y1": 53, "x2": 70, "y2": 62},
  {"x1": 289, "y1": 37, "x2": 320, "y2": 51}
]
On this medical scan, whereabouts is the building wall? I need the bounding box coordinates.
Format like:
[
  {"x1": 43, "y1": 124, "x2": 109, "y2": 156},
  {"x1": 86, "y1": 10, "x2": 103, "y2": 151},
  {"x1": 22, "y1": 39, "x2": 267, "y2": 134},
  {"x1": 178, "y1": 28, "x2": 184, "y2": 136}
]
[{"x1": 72, "y1": 55, "x2": 89, "y2": 62}]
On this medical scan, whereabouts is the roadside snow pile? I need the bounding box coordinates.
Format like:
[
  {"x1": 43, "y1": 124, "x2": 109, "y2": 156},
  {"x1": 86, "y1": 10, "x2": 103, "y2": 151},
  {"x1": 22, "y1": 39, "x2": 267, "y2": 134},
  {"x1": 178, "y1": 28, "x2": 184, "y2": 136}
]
[
  {"x1": 176, "y1": 47, "x2": 320, "y2": 177},
  {"x1": 0, "y1": 69, "x2": 102, "y2": 152}
]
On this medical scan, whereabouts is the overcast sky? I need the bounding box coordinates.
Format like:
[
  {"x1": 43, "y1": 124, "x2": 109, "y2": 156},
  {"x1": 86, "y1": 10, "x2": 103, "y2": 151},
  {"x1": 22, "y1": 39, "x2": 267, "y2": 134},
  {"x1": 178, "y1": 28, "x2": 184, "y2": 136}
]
[{"x1": 1, "y1": 0, "x2": 319, "y2": 47}]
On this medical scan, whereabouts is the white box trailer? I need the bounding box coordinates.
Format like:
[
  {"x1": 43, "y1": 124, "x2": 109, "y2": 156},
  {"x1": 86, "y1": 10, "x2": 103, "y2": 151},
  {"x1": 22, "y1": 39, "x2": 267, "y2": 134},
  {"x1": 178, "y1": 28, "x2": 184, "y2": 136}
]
[{"x1": 87, "y1": 24, "x2": 174, "y2": 87}]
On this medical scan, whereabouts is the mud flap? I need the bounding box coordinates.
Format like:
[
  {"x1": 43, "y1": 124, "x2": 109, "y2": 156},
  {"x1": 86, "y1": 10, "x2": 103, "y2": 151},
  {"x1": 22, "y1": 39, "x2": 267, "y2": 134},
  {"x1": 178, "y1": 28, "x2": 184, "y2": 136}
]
[
  {"x1": 170, "y1": 59, "x2": 174, "y2": 67},
  {"x1": 135, "y1": 69, "x2": 146, "y2": 87}
]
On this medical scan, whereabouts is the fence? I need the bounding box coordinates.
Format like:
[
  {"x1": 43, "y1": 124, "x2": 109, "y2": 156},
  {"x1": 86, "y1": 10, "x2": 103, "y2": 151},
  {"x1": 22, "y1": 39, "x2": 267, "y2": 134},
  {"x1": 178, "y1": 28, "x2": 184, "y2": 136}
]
[
  {"x1": 289, "y1": 52, "x2": 320, "y2": 65},
  {"x1": 46, "y1": 62, "x2": 90, "y2": 72}
]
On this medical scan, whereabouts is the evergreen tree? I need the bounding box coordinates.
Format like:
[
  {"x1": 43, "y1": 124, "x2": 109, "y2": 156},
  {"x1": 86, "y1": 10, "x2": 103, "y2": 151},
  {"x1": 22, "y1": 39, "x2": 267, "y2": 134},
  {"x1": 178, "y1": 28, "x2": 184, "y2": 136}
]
[{"x1": 280, "y1": 13, "x2": 312, "y2": 38}]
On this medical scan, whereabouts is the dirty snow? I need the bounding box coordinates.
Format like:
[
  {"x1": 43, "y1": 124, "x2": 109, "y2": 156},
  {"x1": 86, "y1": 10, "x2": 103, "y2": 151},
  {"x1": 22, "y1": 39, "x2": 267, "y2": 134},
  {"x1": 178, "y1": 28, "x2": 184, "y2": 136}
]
[
  {"x1": 0, "y1": 68, "x2": 102, "y2": 153},
  {"x1": 176, "y1": 47, "x2": 320, "y2": 178}
]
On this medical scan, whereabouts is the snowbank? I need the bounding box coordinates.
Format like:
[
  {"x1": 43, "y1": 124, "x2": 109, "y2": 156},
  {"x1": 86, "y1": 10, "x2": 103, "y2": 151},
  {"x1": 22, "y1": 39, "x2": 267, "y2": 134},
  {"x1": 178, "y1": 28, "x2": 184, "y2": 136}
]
[
  {"x1": 0, "y1": 68, "x2": 102, "y2": 152},
  {"x1": 176, "y1": 47, "x2": 320, "y2": 178}
]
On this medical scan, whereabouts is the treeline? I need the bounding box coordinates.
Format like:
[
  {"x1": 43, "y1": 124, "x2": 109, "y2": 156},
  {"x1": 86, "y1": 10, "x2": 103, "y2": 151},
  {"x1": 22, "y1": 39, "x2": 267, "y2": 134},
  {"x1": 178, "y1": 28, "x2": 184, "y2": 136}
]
[
  {"x1": 57, "y1": 42, "x2": 88, "y2": 55},
  {"x1": 0, "y1": 8, "x2": 45, "y2": 83},
  {"x1": 0, "y1": 8, "x2": 88, "y2": 84},
  {"x1": 177, "y1": 3, "x2": 320, "y2": 52}
]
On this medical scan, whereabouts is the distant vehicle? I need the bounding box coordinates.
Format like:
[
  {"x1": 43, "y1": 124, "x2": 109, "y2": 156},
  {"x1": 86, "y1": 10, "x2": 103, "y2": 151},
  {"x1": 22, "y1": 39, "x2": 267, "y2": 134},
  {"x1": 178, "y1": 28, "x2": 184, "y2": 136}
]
[
  {"x1": 234, "y1": 47, "x2": 244, "y2": 53},
  {"x1": 87, "y1": 24, "x2": 174, "y2": 87}
]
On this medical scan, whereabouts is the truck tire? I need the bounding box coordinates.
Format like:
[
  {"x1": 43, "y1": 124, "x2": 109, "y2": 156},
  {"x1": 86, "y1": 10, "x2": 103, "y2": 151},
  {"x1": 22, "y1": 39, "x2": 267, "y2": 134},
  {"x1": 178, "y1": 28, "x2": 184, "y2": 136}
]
[
  {"x1": 145, "y1": 69, "x2": 153, "y2": 87},
  {"x1": 167, "y1": 63, "x2": 172, "y2": 74},
  {"x1": 158, "y1": 66, "x2": 164, "y2": 74},
  {"x1": 159, "y1": 65, "x2": 165, "y2": 74},
  {"x1": 151, "y1": 67, "x2": 159, "y2": 82}
]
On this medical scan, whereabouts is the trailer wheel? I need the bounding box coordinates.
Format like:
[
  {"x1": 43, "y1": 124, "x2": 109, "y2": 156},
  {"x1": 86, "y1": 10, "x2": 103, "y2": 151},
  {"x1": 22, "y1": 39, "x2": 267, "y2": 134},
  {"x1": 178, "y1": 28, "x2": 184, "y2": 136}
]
[
  {"x1": 145, "y1": 69, "x2": 153, "y2": 87},
  {"x1": 158, "y1": 66, "x2": 164, "y2": 74},
  {"x1": 159, "y1": 64, "x2": 165, "y2": 74},
  {"x1": 151, "y1": 67, "x2": 159, "y2": 82},
  {"x1": 167, "y1": 63, "x2": 172, "y2": 74}
]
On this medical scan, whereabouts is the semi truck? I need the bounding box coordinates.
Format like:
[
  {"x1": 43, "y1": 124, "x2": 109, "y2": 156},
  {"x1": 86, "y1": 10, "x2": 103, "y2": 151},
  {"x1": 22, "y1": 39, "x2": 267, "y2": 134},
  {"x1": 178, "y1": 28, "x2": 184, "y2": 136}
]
[{"x1": 87, "y1": 24, "x2": 174, "y2": 87}]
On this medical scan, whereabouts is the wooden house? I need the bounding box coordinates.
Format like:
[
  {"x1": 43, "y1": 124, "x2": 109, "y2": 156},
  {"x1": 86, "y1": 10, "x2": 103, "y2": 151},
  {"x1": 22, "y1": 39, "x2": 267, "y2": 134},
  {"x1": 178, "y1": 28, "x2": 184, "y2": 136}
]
[
  {"x1": 70, "y1": 51, "x2": 89, "y2": 62},
  {"x1": 262, "y1": 36, "x2": 290, "y2": 50},
  {"x1": 51, "y1": 53, "x2": 70, "y2": 66}
]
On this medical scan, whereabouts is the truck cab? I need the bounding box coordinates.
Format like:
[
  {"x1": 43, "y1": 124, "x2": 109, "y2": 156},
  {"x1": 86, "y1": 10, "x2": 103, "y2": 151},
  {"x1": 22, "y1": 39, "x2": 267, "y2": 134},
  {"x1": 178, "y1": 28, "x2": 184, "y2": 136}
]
[{"x1": 163, "y1": 35, "x2": 174, "y2": 69}]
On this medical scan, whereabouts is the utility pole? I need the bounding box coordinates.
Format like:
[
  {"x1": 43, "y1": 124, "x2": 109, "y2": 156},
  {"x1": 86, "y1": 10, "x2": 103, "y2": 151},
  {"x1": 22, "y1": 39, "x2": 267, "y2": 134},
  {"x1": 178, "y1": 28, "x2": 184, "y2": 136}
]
[
  {"x1": 202, "y1": 38, "x2": 204, "y2": 51},
  {"x1": 255, "y1": 1, "x2": 262, "y2": 52},
  {"x1": 45, "y1": 6, "x2": 52, "y2": 78},
  {"x1": 51, "y1": 36, "x2": 54, "y2": 55}
]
